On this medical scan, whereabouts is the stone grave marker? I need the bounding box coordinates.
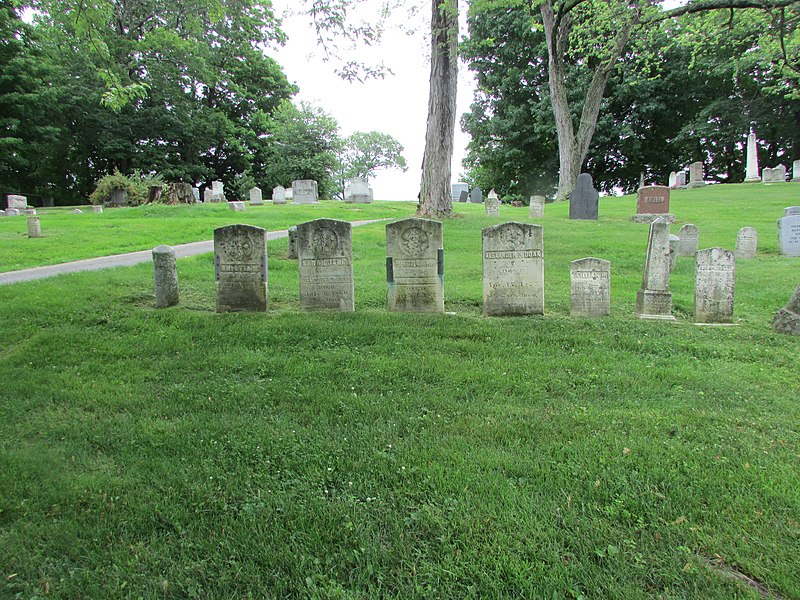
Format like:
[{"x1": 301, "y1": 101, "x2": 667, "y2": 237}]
[
  {"x1": 762, "y1": 165, "x2": 786, "y2": 183},
  {"x1": 773, "y1": 283, "x2": 800, "y2": 336},
  {"x1": 675, "y1": 171, "x2": 687, "y2": 187},
  {"x1": 214, "y1": 224, "x2": 268, "y2": 312},
  {"x1": 570, "y1": 257, "x2": 610, "y2": 317},
  {"x1": 687, "y1": 162, "x2": 705, "y2": 188},
  {"x1": 386, "y1": 218, "x2": 444, "y2": 313},
  {"x1": 485, "y1": 190, "x2": 500, "y2": 216},
  {"x1": 297, "y1": 219, "x2": 354, "y2": 312},
  {"x1": 735, "y1": 227, "x2": 758, "y2": 259},
  {"x1": 777, "y1": 213, "x2": 800, "y2": 256},
  {"x1": 368, "y1": 188, "x2": 374, "y2": 202},
  {"x1": 482, "y1": 222, "x2": 544, "y2": 316},
  {"x1": 210, "y1": 180, "x2": 226, "y2": 202},
  {"x1": 27, "y1": 217, "x2": 41, "y2": 238},
  {"x1": 347, "y1": 178, "x2": 371, "y2": 204},
  {"x1": 71, "y1": 208, "x2": 82, "y2": 214},
  {"x1": 745, "y1": 132, "x2": 761, "y2": 182},
  {"x1": 458, "y1": 190, "x2": 468, "y2": 203},
  {"x1": 287, "y1": 225, "x2": 298, "y2": 259},
  {"x1": 793, "y1": 160, "x2": 799, "y2": 181},
  {"x1": 785, "y1": 206, "x2": 800, "y2": 216},
  {"x1": 92, "y1": 205, "x2": 103, "y2": 214},
  {"x1": 634, "y1": 185, "x2": 674, "y2": 223},
  {"x1": 152, "y1": 245, "x2": 179, "y2": 308},
  {"x1": 249, "y1": 187, "x2": 263, "y2": 205},
  {"x1": 7, "y1": 195, "x2": 27, "y2": 209},
  {"x1": 469, "y1": 187, "x2": 483, "y2": 204},
  {"x1": 635, "y1": 217, "x2": 674, "y2": 320},
  {"x1": 293, "y1": 179, "x2": 319, "y2": 204},
  {"x1": 273, "y1": 186, "x2": 286, "y2": 204},
  {"x1": 529, "y1": 195, "x2": 544, "y2": 219},
  {"x1": 22, "y1": 208, "x2": 36, "y2": 216},
  {"x1": 203, "y1": 188, "x2": 213, "y2": 203},
  {"x1": 229, "y1": 201, "x2": 246, "y2": 212},
  {"x1": 5, "y1": 208, "x2": 20, "y2": 216},
  {"x1": 678, "y1": 224, "x2": 699, "y2": 257},
  {"x1": 694, "y1": 248, "x2": 735, "y2": 324},
  {"x1": 669, "y1": 234, "x2": 679, "y2": 271},
  {"x1": 451, "y1": 182, "x2": 469, "y2": 201},
  {"x1": 569, "y1": 173, "x2": 599, "y2": 220},
  {"x1": 192, "y1": 187, "x2": 200, "y2": 203},
  {"x1": 668, "y1": 172, "x2": 677, "y2": 188}
]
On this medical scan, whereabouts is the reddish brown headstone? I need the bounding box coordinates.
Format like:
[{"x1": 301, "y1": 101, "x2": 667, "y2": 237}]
[{"x1": 636, "y1": 186, "x2": 670, "y2": 215}]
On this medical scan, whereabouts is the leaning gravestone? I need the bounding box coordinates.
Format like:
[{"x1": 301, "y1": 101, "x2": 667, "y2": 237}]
[
  {"x1": 482, "y1": 222, "x2": 544, "y2": 316},
  {"x1": 675, "y1": 171, "x2": 687, "y2": 187},
  {"x1": 773, "y1": 283, "x2": 800, "y2": 336},
  {"x1": 694, "y1": 248, "x2": 735, "y2": 324},
  {"x1": 27, "y1": 217, "x2": 41, "y2": 238},
  {"x1": 210, "y1": 180, "x2": 226, "y2": 202},
  {"x1": 669, "y1": 234, "x2": 680, "y2": 272},
  {"x1": 451, "y1": 182, "x2": 469, "y2": 201},
  {"x1": 570, "y1": 257, "x2": 610, "y2": 317},
  {"x1": 745, "y1": 132, "x2": 761, "y2": 182},
  {"x1": 293, "y1": 179, "x2": 319, "y2": 204},
  {"x1": 469, "y1": 187, "x2": 483, "y2": 204},
  {"x1": 297, "y1": 219, "x2": 354, "y2": 312},
  {"x1": 458, "y1": 190, "x2": 468, "y2": 203},
  {"x1": 287, "y1": 225, "x2": 298, "y2": 259},
  {"x1": 152, "y1": 245, "x2": 179, "y2": 308},
  {"x1": 633, "y1": 185, "x2": 675, "y2": 223},
  {"x1": 777, "y1": 213, "x2": 800, "y2": 256},
  {"x1": 687, "y1": 162, "x2": 705, "y2": 188},
  {"x1": 762, "y1": 165, "x2": 786, "y2": 183},
  {"x1": 635, "y1": 217, "x2": 674, "y2": 320},
  {"x1": 273, "y1": 186, "x2": 286, "y2": 205},
  {"x1": 785, "y1": 206, "x2": 800, "y2": 216},
  {"x1": 529, "y1": 195, "x2": 544, "y2": 219},
  {"x1": 386, "y1": 218, "x2": 444, "y2": 313},
  {"x1": 485, "y1": 190, "x2": 500, "y2": 216},
  {"x1": 678, "y1": 224, "x2": 699, "y2": 257},
  {"x1": 735, "y1": 227, "x2": 758, "y2": 259},
  {"x1": 7, "y1": 195, "x2": 27, "y2": 209},
  {"x1": 249, "y1": 187, "x2": 263, "y2": 205},
  {"x1": 229, "y1": 201, "x2": 246, "y2": 212},
  {"x1": 214, "y1": 224, "x2": 268, "y2": 312},
  {"x1": 569, "y1": 173, "x2": 599, "y2": 220}
]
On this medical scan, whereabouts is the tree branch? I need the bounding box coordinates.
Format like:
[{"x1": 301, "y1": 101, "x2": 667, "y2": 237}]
[{"x1": 646, "y1": 0, "x2": 800, "y2": 23}]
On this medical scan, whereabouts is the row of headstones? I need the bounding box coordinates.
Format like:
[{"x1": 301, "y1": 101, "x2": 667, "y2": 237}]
[
  {"x1": 7, "y1": 208, "x2": 102, "y2": 235},
  {"x1": 743, "y1": 132, "x2": 800, "y2": 183},
  {"x1": 451, "y1": 183, "x2": 485, "y2": 204},
  {"x1": 674, "y1": 223, "x2": 759, "y2": 260}
]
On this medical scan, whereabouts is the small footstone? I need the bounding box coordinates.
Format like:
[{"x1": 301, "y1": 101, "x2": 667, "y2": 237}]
[
  {"x1": 229, "y1": 201, "x2": 246, "y2": 212},
  {"x1": 152, "y1": 245, "x2": 179, "y2": 308},
  {"x1": 735, "y1": 227, "x2": 758, "y2": 259},
  {"x1": 27, "y1": 217, "x2": 41, "y2": 238}
]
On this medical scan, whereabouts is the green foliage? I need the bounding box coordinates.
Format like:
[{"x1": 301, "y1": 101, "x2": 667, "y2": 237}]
[
  {"x1": 334, "y1": 130, "x2": 408, "y2": 197},
  {"x1": 88, "y1": 169, "x2": 163, "y2": 206}
]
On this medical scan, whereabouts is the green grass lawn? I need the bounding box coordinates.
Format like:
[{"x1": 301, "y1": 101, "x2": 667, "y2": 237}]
[{"x1": 1, "y1": 183, "x2": 799, "y2": 598}]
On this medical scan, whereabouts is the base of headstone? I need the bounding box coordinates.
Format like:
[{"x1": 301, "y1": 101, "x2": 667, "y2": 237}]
[
  {"x1": 686, "y1": 183, "x2": 706, "y2": 189},
  {"x1": 635, "y1": 289, "x2": 674, "y2": 320},
  {"x1": 693, "y1": 322, "x2": 737, "y2": 327},
  {"x1": 744, "y1": 177, "x2": 761, "y2": 183},
  {"x1": 229, "y1": 201, "x2": 246, "y2": 211},
  {"x1": 638, "y1": 313, "x2": 677, "y2": 321},
  {"x1": 632, "y1": 214, "x2": 676, "y2": 224},
  {"x1": 773, "y1": 308, "x2": 800, "y2": 336}
]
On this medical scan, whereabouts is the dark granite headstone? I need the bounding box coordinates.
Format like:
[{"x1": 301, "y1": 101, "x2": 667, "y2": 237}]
[
  {"x1": 469, "y1": 188, "x2": 483, "y2": 204},
  {"x1": 569, "y1": 174, "x2": 599, "y2": 220}
]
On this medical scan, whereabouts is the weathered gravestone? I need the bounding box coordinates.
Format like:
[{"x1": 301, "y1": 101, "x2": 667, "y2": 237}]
[
  {"x1": 92, "y1": 205, "x2": 103, "y2": 214},
  {"x1": 229, "y1": 201, "x2": 246, "y2": 212},
  {"x1": 785, "y1": 206, "x2": 800, "y2": 216},
  {"x1": 529, "y1": 195, "x2": 544, "y2": 219},
  {"x1": 297, "y1": 219, "x2": 354, "y2": 312},
  {"x1": 346, "y1": 178, "x2": 371, "y2": 204},
  {"x1": 735, "y1": 227, "x2": 758, "y2": 259},
  {"x1": 249, "y1": 187, "x2": 263, "y2": 205},
  {"x1": 27, "y1": 216, "x2": 41, "y2": 238},
  {"x1": 773, "y1": 283, "x2": 800, "y2": 336},
  {"x1": 293, "y1": 179, "x2": 319, "y2": 204},
  {"x1": 675, "y1": 171, "x2": 687, "y2": 187},
  {"x1": 668, "y1": 172, "x2": 677, "y2": 188},
  {"x1": 469, "y1": 187, "x2": 483, "y2": 204},
  {"x1": 5, "y1": 208, "x2": 20, "y2": 216},
  {"x1": 794, "y1": 160, "x2": 800, "y2": 181},
  {"x1": 777, "y1": 213, "x2": 800, "y2": 256},
  {"x1": 694, "y1": 248, "x2": 735, "y2": 324},
  {"x1": 569, "y1": 173, "x2": 599, "y2": 220},
  {"x1": 152, "y1": 245, "x2": 179, "y2": 308},
  {"x1": 485, "y1": 190, "x2": 500, "y2": 216},
  {"x1": 634, "y1": 185, "x2": 675, "y2": 223},
  {"x1": 570, "y1": 257, "x2": 610, "y2": 317},
  {"x1": 762, "y1": 165, "x2": 786, "y2": 183},
  {"x1": 635, "y1": 217, "x2": 675, "y2": 320},
  {"x1": 7, "y1": 195, "x2": 27, "y2": 209},
  {"x1": 287, "y1": 225, "x2": 298, "y2": 259},
  {"x1": 451, "y1": 182, "x2": 469, "y2": 201},
  {"x1": 687, "y1": 162, "x2": 705, "y2": 188},
  {"x1": 482, "y1": 222, "x2": 544, "y2": 316},
  {"x1": 192, "y1": 187, "x2": 200, "y2": 203},
  {"x1": 745, "y1": 132, "x2": 761, "y2": 182},
  {"x1": 678, "y1": 224, "x2": 699, "y2": 257},
  {"x1": 386, "y1": 218, "x2": 444, "y2": 313},
  {"x1": 210, "y1": 180, "x2": 226, "y2": 202},
  {"x1": 214, "y1": 224, "x2": 268, "y2": 312},
  {"x1": 273, "y1": 186, "x2": 286, "y2": 204},
  {"x1": 458, "y1": 190, "x2": 468, "y2": 203},
  {"x1": 669, "y1": 234, "x2": 680, "y2": 272},
  {"x1": 22, "y1": 208, "x2": 36, "y2": 216},
  {"x1": 203, "y1": 188, "x2": 213, "y2": 203}
]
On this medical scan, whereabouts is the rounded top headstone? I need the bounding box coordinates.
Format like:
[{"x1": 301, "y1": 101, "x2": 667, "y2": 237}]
[{"x1": 153, "y1": 245, "x2": 176, "y2": 256}]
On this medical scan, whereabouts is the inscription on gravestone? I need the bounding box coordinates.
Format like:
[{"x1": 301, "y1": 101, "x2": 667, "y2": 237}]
[
  {"x1": 777, "y1": 214, "x2": 800, "y2": 256},
  {"x1": 636, "y1": 186, "x2": 670, "y2": 215},
  {"x1": 678, "y1": 224, "x2": 699, "y2": 257},
  {"x1": 694, "y1": 248, "x2": 735, "y2": 323},
  {"x1": 785, "y1": 206, "x2": 800, "y2": 217},
  {"x1": 386, "y1": 218, "x2": 444, "y2": 313},
  {"x1": 735, "y1": 227, "x2": 758, "y2": 259},
  {"x1": 293, "y1": 179, "x2": 319, "y2": 204},
  {"x1": 570, "y1": 257, "x2": 610, "y2": 317},
  {"x1": 297, "y1": 219, "x2": 354, "y2": 312},
  {"x1": 569, "y1": 174, "x2": 598, "y2": 220},
  {"x1": 482, "y1": 222, "x2": 544, "y2": 316},
  {"x1": 214, "y1": 224, "x2": 268, "y2": 312}
]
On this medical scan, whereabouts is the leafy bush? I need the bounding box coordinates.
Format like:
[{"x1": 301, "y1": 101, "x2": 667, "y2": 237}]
[{"x1": 89, "y1": 170, "x2": 164, "y2": 206}]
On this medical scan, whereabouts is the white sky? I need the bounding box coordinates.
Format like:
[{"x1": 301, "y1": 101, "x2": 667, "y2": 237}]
[{"x1": 270, "y1": 2, "x2": 475, "y2": 201}]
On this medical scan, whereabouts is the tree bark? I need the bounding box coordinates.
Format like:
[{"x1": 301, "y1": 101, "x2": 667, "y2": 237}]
[{"x1": 418, "y1": 0, "x2": 458, "y2": 217}]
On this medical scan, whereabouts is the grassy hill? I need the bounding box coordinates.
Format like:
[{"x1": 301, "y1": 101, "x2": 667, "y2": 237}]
[{"x1": 1, "y1": 183, "x2": 798, "y2": 598}]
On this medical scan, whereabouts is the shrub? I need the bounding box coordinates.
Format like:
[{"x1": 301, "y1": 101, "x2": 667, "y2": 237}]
[{"x1": 89, "y1": 170, "x2": 164, "y2": 206}]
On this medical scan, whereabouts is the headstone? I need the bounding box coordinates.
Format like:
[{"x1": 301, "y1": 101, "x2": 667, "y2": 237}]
[
  {"x1": 7, "y1": 195, "x2": 27, "y2": 209},
  {"x1": 773, "y1": 283, "x2": 800, "y2": 336},
  {"x1": 203, "y1": 188, "x2": 213, "y2": 203},
  {"x1": 469, "y1": 187, "x2": 483, "y2": 204},
  {"x1": 287, "y1": 225, "x2": 298, "y2": 259},
  {"x1": 675, "y1": 171, "x2": 687, "y2": 187},
  {"x1": 152, "y1": 245, "x2": 179, "y2": 308},
  {"x1": 214, "y1": 224, "x2": 268, "y2": 312},
  {"x1": 678, "y1": 224, "x2": 699, "y2": 257},
  {"x1": 5, "y1": 208, "x2": 20, "y2": 217},
  {"x1": 297, "y1": 219, "x2": 354, "y2": 312},
  {"x1": 785, "y1": 206, "x2": 800, "y2": 217},
  {"x1": 273, "y1": 186, "x2": 286, "y2": 204},
  {"x1": 636, "y1": 186, "x2": 670, "y2": 215},
  {"x1": 669, "y1": 234, "x2": 680, "y2": 272},
  {"x1": 735, "y1": 227, "x2": 758, "y2": 259},
  {"x1": 635, "y1": 218, "x2": 675, "y2": 320},
  {"x1": 694, "y1": 248, "x2": 735, "y2": 324},
  {"x1": 347, "y1": 178, "x2": 371, "y2": 204},
  {"x1": 92, "y1": 205, "x2": 103, "y2": 214},
  {"x1": 249, "y1": 187, "x2": 263, "y2": 205},
  {"x1": 110, "y1": 188, "x2": 127, "y2": 206},
  {"x1": 668, "y1": 172, "x2": 677, "y2": 188},
  {"x1": 570, "y1": 257, "x2": 611, "y2": 317},
  {"x1": 458, "y1": 190, "x2": 468, "y2": 203},
  {"x1": 41, "y1": 197, "x2": 54, "y2": 207},
  {"x1": 793, "y1": 160, "x2": 800, "y2": 181},
  {"x1": 22, "y1": 208, "x2": 36, "y2": 216},
  {"x1": 482, "y1": 222, "x2": 544, "y2": 316},
  {"x1": 292, "y1": 179, "x2": 319, "y2": 204},
  {"x1": 368, "y1": 188, "x2": 374, "y2": 202},
  {"x1": 71, "y1": 209, "x2": 82, "y2": 214},
  {"x1": 744, "y1": 132, "x2": 760, "y2": 182},
  {"x1": 285, "y1": 188, "x2": 293, "y2": 201},
  {"x1": 485, "y1": 190, "x2": 500, "y2": 216},
  {"x1": 638, "y1": 173, "x2": 645, "y2": 189},
  {"x1": 569, "y1": 173, "x2": 599, "y2": 220},
  {"x1": 451, "y1": 182, "x2": 469, "y2": 201},
  {"x1": 687, "y1": 162, "x2": 704, "y2": 188},
  {"x1": 210, "y1": 180, "x2": 226, "y2": 202},
  {"x1": 27, "y1": 216, "x2": 41, "y2": 238},
  {"x1": 229, "y1": 201, "x2": 246, "y2": 212},
  {"x1": 386, "y1": 218, "x2": 444, "y2": 313},
  {"x1": 529, "y1": 195, "x2": 544, "y2": 219},
  {"x1": 762, "y1": 165, "x2": 786, "y2": 183},
  {"x1": 777, "y1": 214, "x2": 800, "y2": 256},
  {"x1": 192, "y1": 187, "x2": 200, "y2": 203}
]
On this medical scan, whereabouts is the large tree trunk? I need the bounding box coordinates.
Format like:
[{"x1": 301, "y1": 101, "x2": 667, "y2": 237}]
[{"x1": 417, "y1": 0, "x2": 458, "y2": 217}]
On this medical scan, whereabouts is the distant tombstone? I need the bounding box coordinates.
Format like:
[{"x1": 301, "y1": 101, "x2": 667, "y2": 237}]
[
  {"x1": 192, "y1": 187, "x2": 200, "y2": 203},
  {"x1": 22, "y1": 208, "x2": 36, "y2": 216},
  {"x1": 634, "y1": 186, "x2": 673, "y2": 224},
  {"x1": 110, "y1": 188, "x2": 127, "y2": 206},
  {"x1": 214, "y1": 224, "x2": 268, "y2": 312},
  {"x1": 347, "y1": 178, "x2": 371, "y2": 204},
  {"x1": 293, "y1": 179, "x2": 319, "y2": 204},
  {"x1": 678, "y1": 224, "x2": 699, "y2": 257},
  {"x1": 451, "y1": 182, "x2": 469, "y2": 201},
  {"x1": 7, "y1": 195, "x2": 27, "y2": 209},
  {"x1": 785, "y1": 206, "x2": 800, "y2": 217},
  {"x1": 229, "y1": 201, "x2": 246, "y2": 212},
  {"x1": 285, "y1": 188, "x2": 294, "y2": 201},
  {"x1": 249, "y1": 187, "x2": 263, "y2": 205},
  {"x1": 458, "y1": 190, "x2": 468, "y2": 203},
  {"x1": 287, "y1": 225, "x2": 298, "y2": 259},
  {"x1": 297, "y1": 219, "x2": 354, "y2": 312},
  {"x1": 569, "y1": 173, "x2": 599, "y2": 220},
  {"x1": 570, "y1": 257, "x2": 611, "y2": 317},
  {"x1": 485, "y1": 189, "x2": 500, "y2": 216},
  {"x1": 669, "y1": 234, "x2": 680, "y2": 272},
  {"x1": 203, "y1": 188, "x2": 213, "y2": 203},
  {"x1": 529, "y1": 195, "x2": 544, "y2": 219},
  {"x1": 368, "y1": 188, "x2": 374, "y2": 202},
  {"x1": 735, "y1": 227, "x2": 758, "y2": 259},
  {"x1": 687, "y1": 162, "x2": 705, "y2": 188},
  {"x1": 793, "y1": 160, "x2": 800, "y2": 181},
  {"x1": 152, "y1": 245, "x2": 179, "y2": 308},
  {"x1": 469, "y1": 187, "x2": 483, "y2": 204},
  {"x1": 635, "y1": 218, "x2": 674, "y2": 320},
  {"x1": 694, "y1": 248, "x2": 735, "y2": 324},
  {"x1": 777, "y1": 214, "x2": 800, "y2": 256},
  {"x1": 27, "y1": 216, "x2": 41, "y2": 238},
  {"x1": 668, "y1": 172, "x2": 677, "y2": 188},
  {"x1": 773, "y1": 283, "x2": 800, "y2": 336},
  {"x1": 745, "y1": 132, "x2": 761, "y2": 182},
  {"x1": 273, "y1": 186, "x2": 286, "y2": 204},
  {"x1": 638, "y1": 173, "x2": 645, "y2": 189},
  {"x1": 482, "y1": 222, "x2": 544, "y2": 316},
  {"x1": 71, "y1": 208, "x2": 82, "y2": 214},
  {"x1": 386, "y1": 218, "x2": 444, "y2": 313},
  {"x1": 92, "y1": 205, "x2": 103, "y2": 214},
  {"x1": 5, "y1": 208, "x2": 20, "y2": 216},
  {"x1": 210, "y1": 180, "x2": 226, "y2": 202},
  {"x1": 675, "y1": 171, "x2": 687, "y2": 187},
  {"x1": 762, "y1": 165, "x2": 786, "y2": 183},
  {"x1": 41, "y1": 197, "x2": 54, "y2": 208}
]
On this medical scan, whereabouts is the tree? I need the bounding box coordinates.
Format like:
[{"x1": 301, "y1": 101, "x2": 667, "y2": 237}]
[{"x1": 335, "y1": 131, "x2": 407, "y2": 196}]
